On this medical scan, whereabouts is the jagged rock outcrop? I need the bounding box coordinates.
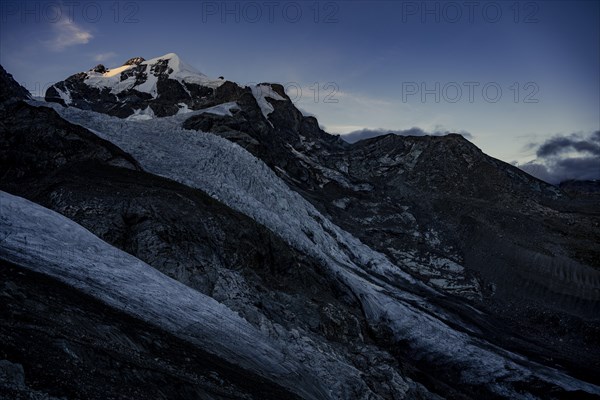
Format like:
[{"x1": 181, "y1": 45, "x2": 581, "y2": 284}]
[
  {"x1": 0, "y1": 65, "x2": 30, "y2": 107},
  {"x1": 123, "y1": 56, "x2": 145, "y2": 66}
]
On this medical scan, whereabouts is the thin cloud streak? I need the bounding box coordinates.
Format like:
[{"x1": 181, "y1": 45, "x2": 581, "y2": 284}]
[
  {"x1": 45, "y1": 19, "x2": 93, "y2": 52},
  {"x1": 93, "y1": 52, "x2": 117, "y2": 63}
]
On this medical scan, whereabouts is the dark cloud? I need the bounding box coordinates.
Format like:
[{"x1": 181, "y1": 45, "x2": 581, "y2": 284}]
[
  {"x1": 536, "y1": 131, "x2": 600, "y2": 157},
  {"x1": 554, "y1": 157, "x2": 600, "y2": 181},
  {"x1": 341, "y1": 127, "x2": 472, "y2": 143},
  {"x1": 519, "y1": 163, "x2": 555, "y2": 183},
  {"x1": 520, "y1": 131, "x2": 600, "y2": 184}
]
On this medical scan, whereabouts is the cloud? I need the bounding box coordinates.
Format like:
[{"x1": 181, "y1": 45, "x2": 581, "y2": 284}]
[
  {"x1": 93, "y1": 52, "x2": 117, "y2": 63},
  {"x1": 519, "y1": 131, "x2": 600, "y2": 184},
  {"x1": 536, "y1": 132, "x2": 600, "y2": 157},
  {"x1": 518, "y1": 163, "x2": 556, "y2": 184},
  {"x1": 45, "y1": 19, "x2": 93, "y2": 51},
  {"x1": 340, "y1": 127, "x2": 473, "y2": 143}
]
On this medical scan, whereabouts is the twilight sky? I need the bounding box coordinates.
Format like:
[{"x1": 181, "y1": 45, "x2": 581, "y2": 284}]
[{"x1": 1, "y1": 0, "x2": 598, "y2": 181}]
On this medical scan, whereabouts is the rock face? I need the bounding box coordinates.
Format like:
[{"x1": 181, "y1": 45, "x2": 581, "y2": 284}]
[
  {"x1": 3, "y1": 58, "x2": 600, "y2": 399},
  {"x1": 0, "y1": 65, "x2": 30, "y2": 106},
  {"x1": 123, "y1": 56, "x2": 145, "y2": 66}
]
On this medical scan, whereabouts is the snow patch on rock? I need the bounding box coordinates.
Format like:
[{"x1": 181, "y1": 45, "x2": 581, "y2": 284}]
[{"x1": 251, "y1": 84, "x2": 285, "y2": 121}]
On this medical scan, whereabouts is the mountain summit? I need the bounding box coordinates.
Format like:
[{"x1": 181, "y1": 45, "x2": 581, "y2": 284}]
[{"x1": 45, "y1": 53, "x2": 224, "y2": 117}]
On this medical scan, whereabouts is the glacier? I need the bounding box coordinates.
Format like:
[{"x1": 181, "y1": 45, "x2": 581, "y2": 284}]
[{"x1": 0, "y1": 190, "x2": 332, "y2": 399}]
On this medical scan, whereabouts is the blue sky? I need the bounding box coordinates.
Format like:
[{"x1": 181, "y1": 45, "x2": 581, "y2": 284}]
[{"x1": 1, "y1": 0, "x2": 598, "y2": 170}]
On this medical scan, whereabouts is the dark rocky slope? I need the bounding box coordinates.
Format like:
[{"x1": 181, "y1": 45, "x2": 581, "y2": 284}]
[{"x1": 0, "y1": 65, "x2": 30, "y2": 106}]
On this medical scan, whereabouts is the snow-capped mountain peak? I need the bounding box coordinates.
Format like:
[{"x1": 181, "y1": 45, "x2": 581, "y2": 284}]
[
  {"x1": 85, "y1": 53, "x2": 222, "y2": 96},
  {"x1": 45, "y1": 52, "x2": 294, "y2": 125},
  {"x1": 144, "y1": 52, "x2": 216, "y2": 84},
  {"x1": 46, "y1": 53, "x2": 225, "y2": 118}
]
